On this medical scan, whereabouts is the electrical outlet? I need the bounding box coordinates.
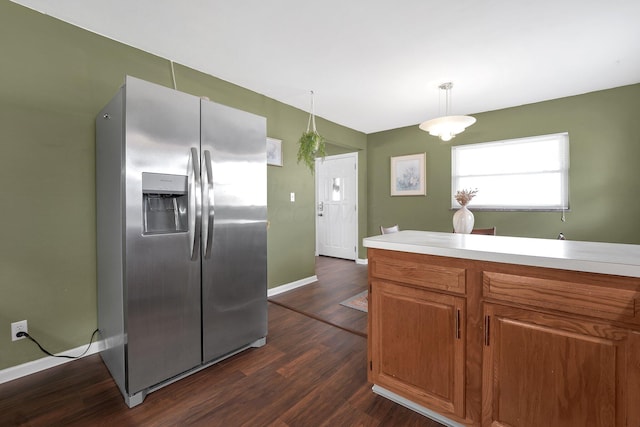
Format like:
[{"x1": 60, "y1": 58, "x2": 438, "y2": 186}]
[{"x1": 11, "y1": 320, "x2": 28, "y2": 342}]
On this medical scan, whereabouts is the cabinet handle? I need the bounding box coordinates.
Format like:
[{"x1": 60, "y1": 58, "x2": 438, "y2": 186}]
[
  {"x1": 484, "y1": 315, "x2": 491, "y2": 346},
  {"x1": 455, "y1": 309, "x2": 461, "y2": 339}
]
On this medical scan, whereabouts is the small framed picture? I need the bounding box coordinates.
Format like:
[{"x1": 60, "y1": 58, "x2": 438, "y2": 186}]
[
  {"x1": 266, "y1": 137, "x2": 283, "y2": 167},
  {"x1": 390, "y1": 153, "x2": 426, "y2": 196}
]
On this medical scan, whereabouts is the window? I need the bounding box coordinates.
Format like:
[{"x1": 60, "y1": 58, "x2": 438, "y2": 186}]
[{"x1": 451, "y1": 133, "x2": 569, "y2": 210}]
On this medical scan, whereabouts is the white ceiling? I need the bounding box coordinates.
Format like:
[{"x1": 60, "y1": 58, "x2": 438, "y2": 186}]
[{"x1": 12, "y1": 0, "x2": 640, "y2": 134}]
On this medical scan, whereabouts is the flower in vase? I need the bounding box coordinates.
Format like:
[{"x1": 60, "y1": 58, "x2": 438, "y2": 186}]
[{"x1": 454, "y1": 188, "x2": 478, "y2": 207}]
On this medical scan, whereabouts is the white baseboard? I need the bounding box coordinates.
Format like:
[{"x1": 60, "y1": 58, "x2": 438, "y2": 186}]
[
  {"x1": 356, "y1": 258, "x2": 368, "y2": 265},
  {"x1": 267, "y1": 275, "x2": 318, "y2": 297},
  {"x1": 0, "y1": 340, "x2": 105, "y2": 385},
  {"x1": 2, "y1": 275, "x2": 320, "y2": 385}
]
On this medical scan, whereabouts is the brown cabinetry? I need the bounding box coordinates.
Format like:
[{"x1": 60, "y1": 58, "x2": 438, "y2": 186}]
[
  {"x1": 367, "y1": 247, "x2": 640, "y2": 427},
  {"x1": 369, "y1": 278, "x2": 465, "y2": 417},
  {"x1": 369, "y1": 249, "x2": 466, "y2": 294},
  {"x1": 368, "y1": 249, "x2": 472, "y2": 423},
  {"x1": 482, "y1": 303, "x2": 640, "y2": 427}
]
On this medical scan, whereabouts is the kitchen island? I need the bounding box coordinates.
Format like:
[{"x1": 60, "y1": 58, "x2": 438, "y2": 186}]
[{"x1": 363, "y1": 231, "x2": 640, "y2": 427}]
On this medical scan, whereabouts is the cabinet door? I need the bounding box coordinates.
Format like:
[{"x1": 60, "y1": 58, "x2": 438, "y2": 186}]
[
  {"x1": 370, "y1": 279, "x2": 465, "y2": 417},
  {"x1": 482, "y1": 304, "x2": 640, "y2": 427}
]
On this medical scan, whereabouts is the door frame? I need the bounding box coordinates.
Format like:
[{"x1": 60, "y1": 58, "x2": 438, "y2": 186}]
[{"x1": 315, "y1": 152, "x2": 359, "y2": 260}]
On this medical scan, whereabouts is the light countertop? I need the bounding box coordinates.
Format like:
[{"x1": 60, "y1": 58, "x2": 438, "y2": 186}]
[{"x1": 363, "y1": 230, "x2": 640, "y2": 278}]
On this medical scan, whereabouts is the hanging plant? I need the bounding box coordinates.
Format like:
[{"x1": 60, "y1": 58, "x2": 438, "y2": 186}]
[
  {"x1": 297, "y1": 130, "x2": 326, "y2": 172},
  {"x1": 297, "y1": 90, "x2": 326, "y2": 173}
]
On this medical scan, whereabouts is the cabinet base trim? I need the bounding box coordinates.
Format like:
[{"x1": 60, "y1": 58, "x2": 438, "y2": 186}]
[{"x1": 372, "y1": 385, "x2": 465, "y2": 427}]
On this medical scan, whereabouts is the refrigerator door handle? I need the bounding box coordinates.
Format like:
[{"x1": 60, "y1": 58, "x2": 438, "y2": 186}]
[
  {"x1": 188, "y1": 147, "x2": 202, "y2": 260},
  {"x1": 202, "y1": 150, "x2": 214, "y2": 259}
]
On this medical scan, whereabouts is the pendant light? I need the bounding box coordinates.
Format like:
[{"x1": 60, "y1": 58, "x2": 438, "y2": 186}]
[{"x1": 419, "y1": 82, "x2": 476, "y2": 142}]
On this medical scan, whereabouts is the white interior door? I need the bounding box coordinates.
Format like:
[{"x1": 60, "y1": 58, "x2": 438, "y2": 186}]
[{"x1": 316, "y1": 152, "x2": 358, "y2": 260}]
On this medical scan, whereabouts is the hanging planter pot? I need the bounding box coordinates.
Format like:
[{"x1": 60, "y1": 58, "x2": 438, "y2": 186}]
[
  {"x1": 297, "y1": 130, "x2": 326, "y2": 172},
  {"x1": 297, "y1": 91, "x2": 326, "y2": 173}
]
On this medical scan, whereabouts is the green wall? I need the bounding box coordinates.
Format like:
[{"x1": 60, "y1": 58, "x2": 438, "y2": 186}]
[
  {"x1": 0, "y1": 2, "x2": 365, "y2": 369},
  {"x1": 368, "y1": 84, "x2": 640, "y2": 244},
  {"x1": 3, "y1": 0, "x2": 638, "y2": 372}
]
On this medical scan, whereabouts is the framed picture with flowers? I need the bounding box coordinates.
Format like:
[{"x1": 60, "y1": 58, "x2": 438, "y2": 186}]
[
  {"x1": 266, "y1": 137, "x2": 283, "y2": 166},
  {"x1": 390, "y1": 153, "x2": 426, "y2": 196}
]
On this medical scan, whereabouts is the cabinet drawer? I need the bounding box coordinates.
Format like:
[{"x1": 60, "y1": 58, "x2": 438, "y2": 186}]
[
  {"x1": 483, "y1": 271, "x2": 640, "y2": 323},
  {"x1": 370, "y1": 252, "x2": 466, "y2": 294}
]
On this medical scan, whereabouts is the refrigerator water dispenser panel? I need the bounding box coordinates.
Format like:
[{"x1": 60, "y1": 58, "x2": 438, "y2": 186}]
[{"x1": 142, "y1": 172, "x2": 188, "y2": 234}]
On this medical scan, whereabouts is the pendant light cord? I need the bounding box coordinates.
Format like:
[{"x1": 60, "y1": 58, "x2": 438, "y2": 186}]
[
  {"x1": 440, "y1": 82, "x2": 453, "y2": 116},
  {"x1": 445, "y1": 85, "x2": 451, "y2": 115},
  {"x1": 170, "y1": 61, "x2": 177, "y2": 90}
]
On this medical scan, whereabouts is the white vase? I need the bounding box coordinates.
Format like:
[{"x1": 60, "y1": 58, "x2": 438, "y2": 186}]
[{"x1": 453, "y1": 205, "x2": 474, "y2": 234}]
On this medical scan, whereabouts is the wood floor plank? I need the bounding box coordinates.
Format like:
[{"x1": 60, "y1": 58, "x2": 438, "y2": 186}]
[{"x1": 269, "y1": 256, "x2": 369, "y2": 337}]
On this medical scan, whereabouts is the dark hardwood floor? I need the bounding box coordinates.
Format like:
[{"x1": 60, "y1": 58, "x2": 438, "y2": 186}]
[
  {"x1": 269, "y1": 256, "x2": 369, "y2": 337},
  {"x1": 0, "y1": 257, "x2": 443, "y2": 427}
]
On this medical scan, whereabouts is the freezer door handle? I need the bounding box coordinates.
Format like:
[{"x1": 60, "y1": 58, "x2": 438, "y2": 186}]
[
  {"x1": 202, "y1": 150, "x2": 214, "y2": 259},
  {"x1": 188, "y1": 147, "x2": 202, "y2": 260}
]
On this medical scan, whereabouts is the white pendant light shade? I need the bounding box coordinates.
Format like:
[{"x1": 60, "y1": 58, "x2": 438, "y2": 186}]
[
  {"x1": 419, "y1": 115, "x2": 476, "y2": 141},
  {"x1": 419, "y1": 82, "x2": 476, "y2": 142}
]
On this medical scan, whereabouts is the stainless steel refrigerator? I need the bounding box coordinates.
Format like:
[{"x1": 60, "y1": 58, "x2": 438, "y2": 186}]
[{"x1": 96, "y1": 76, "x2": 267, "y2": 407}]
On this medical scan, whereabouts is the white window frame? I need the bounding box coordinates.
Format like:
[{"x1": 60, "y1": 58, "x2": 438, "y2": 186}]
[{"x1": 451, "y1": 132, "x2": 570, "y2": 211}]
